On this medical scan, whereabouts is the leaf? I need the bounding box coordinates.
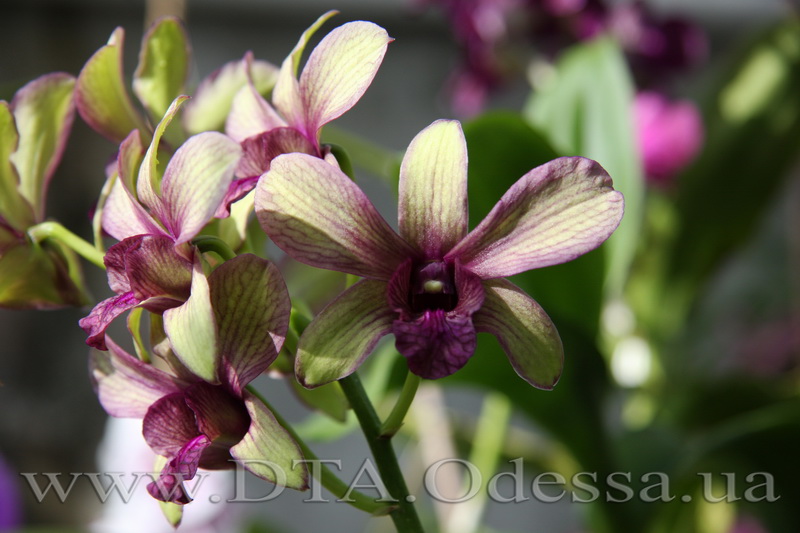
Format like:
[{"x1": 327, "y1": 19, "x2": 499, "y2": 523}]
[
  {"x1": 133, "y1": 17, "x2": 190, "y2": 126},
  {"x1": 525, "y1": 37, "x2": 644, "y2": 299},
  {"x1": 668, "y1": 20, "x2": 800, "y2": 291}
]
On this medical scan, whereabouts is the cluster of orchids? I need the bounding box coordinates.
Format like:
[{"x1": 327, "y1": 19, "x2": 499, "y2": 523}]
[{"x1": 1, "y1": 10, "x2": 623, "y2": 530}]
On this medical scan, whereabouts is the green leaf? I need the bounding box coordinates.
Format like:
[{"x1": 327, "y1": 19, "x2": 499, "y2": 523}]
[
  {"x1": 668, "y1": 20, "x2": 800, "y2": 291},
  {"x1": 525, "y1": 37, "x2": 644, "y2": 298},
  {"x1": 133, "y1": 17, "x2": 190, "y2": 126},
  {"x1": 76, "y1": 28, "x2": 148, "y2": 142},
  {"x1": 9, "y1": 74, "x2": 76, "y2": 221}
]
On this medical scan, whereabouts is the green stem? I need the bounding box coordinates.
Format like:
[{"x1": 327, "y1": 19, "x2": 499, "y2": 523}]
[
  {"x1": 380, "y1": 372, "x2": 421, "y2": 438},
  {"x1": 245, "y1": 386, "x2": 392, "y2": 516},
  {"x1": 28, "y1": 221, "x2": 105, "y2": 269},
  {"x1": 340, "y1": 373, "x2": 425, "y2": 533},
  {"x1": 192, "y1": 235, "x2": 237, "y2": 262}
]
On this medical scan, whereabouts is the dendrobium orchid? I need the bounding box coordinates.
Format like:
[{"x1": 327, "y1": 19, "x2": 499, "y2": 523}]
[
  {"x1": 225, "y1": 11, "x2": 391, "y2": 182},
  {"x1": 79, "y1": 97, "x2": 242, "y2": 350},
  {"x1": 256, "y1": 119, "x2": 624, "y2": 387},
  {"x1": 90, "y1": 254, "x2": 307, "y2": 504},
  {"x1": 0, "y1": 73, "x2": 89, "y2": 309}
]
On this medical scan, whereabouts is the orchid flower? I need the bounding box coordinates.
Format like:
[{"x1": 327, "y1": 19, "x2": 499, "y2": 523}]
[
  {"x1": 256, "y1": 120, "x2": 624, "y2": 387},
  {"x1": 79, "y1": 97, "x2": 242, "y2": 350},
  {"x1": 90, "y1": 254, "x2": 307, "y2": 504},
  {"x1": 224, "y1": 11, "x2": 391, "y2": 183},
  {"x1": 0, "y1": 73, "x2": 89, "y2": 308}
]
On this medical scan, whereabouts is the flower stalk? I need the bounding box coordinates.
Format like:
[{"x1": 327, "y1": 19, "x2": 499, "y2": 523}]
[
  {"x1": 380, "y1": 371, "x2": 421, "y2": 438},
  {"x1": 28, "y1": 221, "x2": 106, "y2": 269},
  {"x1": 340, "y1": 372, "x2": 425, "y2": 533}
]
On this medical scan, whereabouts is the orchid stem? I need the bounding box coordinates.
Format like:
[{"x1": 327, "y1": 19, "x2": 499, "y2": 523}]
[
  {"x1": 192, "y1": 235, "x2": 237, "y2": 262},
  {"x1": 340, "y1": 373, "x2": 425, "y2": 533},
  {"x1": 379, "y1": 372, "x2": 421, "y2": 438},
  {"x1": 245, "y1": 386, "x2": 393, "y2": 516},
  {"x1": 28, "y1": 221, "x2": 106, "y2": 269}
]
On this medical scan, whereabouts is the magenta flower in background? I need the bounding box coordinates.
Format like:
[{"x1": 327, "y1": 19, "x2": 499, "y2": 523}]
[
  {"x1": 257, "y1": 119, "x2": 623, "y2": 387},
  {"x1": 0, "y1": 453, "x2": 22, "y2": 530},
  {"x1": 634, "y1": 90, "x2": 703, "y2": 185},
  {"x1": 90, "y1": 254, "x2": 306, "y2": 504}
]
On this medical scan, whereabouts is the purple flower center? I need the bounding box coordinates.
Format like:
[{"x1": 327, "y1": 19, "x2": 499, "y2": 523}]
[{"x1": 409, "y1": 261, "x2": 457, "y2": 313}]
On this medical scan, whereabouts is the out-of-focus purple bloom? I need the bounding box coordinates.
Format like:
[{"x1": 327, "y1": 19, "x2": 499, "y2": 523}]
[
  {"x1": 257, "y1": 119, "x2": 623, "y2": 387},
  {"x1": 729, "y1": 515, "x2": 768, "y2": 533},
  {"x1": 0, "y1": 453, "x2": 22, "y2": 530},
  {"x1": 633, "y1": 91, "x2": 703, "y2": 185}
]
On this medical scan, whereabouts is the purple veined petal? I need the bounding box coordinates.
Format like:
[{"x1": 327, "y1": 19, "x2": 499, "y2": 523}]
[
  {"x1": 163, "y1": 257, "x2": 219, "y2": 383},
  {"x1": 214, "y1": 176, "x2": 259, "y2": 219},
  {"x1": 208, "y1": 254, "x2": 290, "y2": 394},
  {"x1": 225, "y1": 77, "x2": 286, "y2": 143},
  {"x1": 136, "y1": 95, "x2": 189, "y2": 216},
  {"x1": 80, "y1": 291, "x2": 140, "y2": 350},
  {"x1": 256, "y1": 153, "x2": 413, "y2": 279},
  {"x1": 89, "y1": 336, "x2": 183, "y2": 418},
  {"x1": 10, "y1": 72, "x2": 76, "y2": 221},
  {"x1": 448, "y1": 156, "x2": 624, "y2": 278},
  {"x1": 473, "y1": 278, "x2": 563, "y2": 389},
  {"x1": 75, "y1": 28, "x2": 147, "y2": 143},
  {"x1": 101, "y1": 131, "x2": 165, "y2": 241},
  {"x1": 103, "y1": 236, "x2": 140, "y2": 294},
  {"x1": 230, "y1": 390, "x2": 309, "y2": 490},
  {"x1": 159, "y1": 131, "x2": 242, "y2": 244},
  {"x1": 182, "y1": 383, "x2": 250, "y2": 470},
  {"x1": 295, "y1": 279, "x2": 395, "y2": 388},
  {"x1": 298, "y1": 21, "x2": 392, "y2": 138},
  {"x1": 272, "y1": 11, "x2": 338, "y2": 132},
  {"x1": 235, "y1": 127, "x2": 317, "y2": 180},
  {"x1": 394, "y1": 310, "x2": 477, "y2": 380},
  {"x1": 184, "y1": 52, "x2": 279, "y2": 135},
  {"x1": 398, "y1": 120, "x2": 468, "y2": 258},
  {"x1": 123, "y1": 234, "x2": 193, "y2": 301},
  {"x1": 146, "y1": 434, "x2": 211, "y2": 504},
  {"x1": 143, "y1": 392, "x2": 201, "y2": 457}
]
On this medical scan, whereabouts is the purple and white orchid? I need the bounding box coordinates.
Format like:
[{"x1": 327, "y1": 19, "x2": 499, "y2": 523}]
[
  {"x1": 256, "y1": 119, "x2": 624, "y2": 388},
  {"x1": 90, "y1": 254, "x2": 307, "y2": 504},
  {"x1": 225, "y1": 11, "x2": 391, "y2": 183},
  {"x1": 80, "y1": 97, "x2": 242, "y2": 350}
]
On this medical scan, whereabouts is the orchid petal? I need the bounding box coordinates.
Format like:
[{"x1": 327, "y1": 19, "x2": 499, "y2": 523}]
[
  {"x1": 296, "y1": 279, "x2": 394, "y2": 388},
  {"x1": 256, "y1": 153, "x2": 411, "y2": 279},
  {"x1": 163, "y1": 259, "x2": 219, "y2": 383},
  {"x1": 80, "y1": 291, "x2": 140, "y2": 350},
  {"x1": 123, "y1": 234, "x2": 193, "y2": 302},
  {"x1": 75, "y1": 28, "x2": 146, "y2": 142},
  {"x1": 473, "y1": 279, "x2": 563, "y2": 389},
  {"x1": 235, "y1": 127, "x2": 316, "y2": 179},
  {"x1": 272, "y1": 11, "x2": 337, "y2": 128},
  {"x1": 208, "y1": 255, "x2": 290, "y2": 393},
  {"x1": 225, "y1": 79, "x2": 285, "y2": 143},
  {"x1": 394, "y1": 311, "x2": 476, "y2": 379},
  {"x1": 143, "y1": 393, "x2": 203, "y2": 457},
  {"x1": 184, "y1": 52, "x2": 279, "y2": 135},
  {"x1": 101, "y1": 131, "x2": 164, "y2": 240},
  {"x1": 298, "y1": 21, "x2": 391, "y2": 137},
  {"x1": 136, "y1": 95, "x2": 188, "y2": 215},
  {"x1": 147, "y1": 435, "x2": 210, "y2": 504},
  {"x1": 214, "y1": 176, "x2": 258, "y2": 219},
  {"x1": 398, "y1": 119, "x2": 468, "y2": 257},
  {"x1": 230, "y1": 391, "x2": 309, "y2": 490},
  {"x1": 133, "y1": 17, "x2": 190, "y2": 124},
  {"x1": 89, "y1": 336, "x2": 182, "y2": 418},
  {"x1": 159, "y1": 132, "x2": 242, "y2": 244},
  {"x1": 9, "y1": 73, "x2": 75, "y2": 220},
  {"x1": 0, "y1": 102, "x2": 34, "y2": 231},
  {"x1": 449, "y1": 157, "x2": 624, "y2": 278},
  {"x1": 183, "y1": 384, "x2": 250, "y2": 468}
]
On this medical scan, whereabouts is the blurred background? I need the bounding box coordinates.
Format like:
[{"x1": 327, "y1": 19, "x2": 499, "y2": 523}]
[{"x1": 1, "y1": 0, "x2": 799, "y2": 532}]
